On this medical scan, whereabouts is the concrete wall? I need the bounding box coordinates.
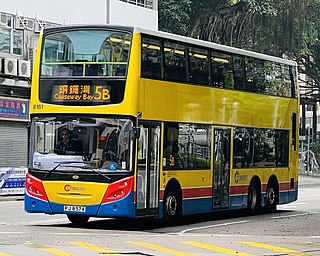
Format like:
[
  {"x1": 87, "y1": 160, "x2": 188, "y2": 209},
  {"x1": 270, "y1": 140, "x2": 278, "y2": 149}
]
[
  {"x1": 1, "y1": 0, "x2": 158, "y2": 29},
  {"x1": 108, "y1": 0, "x2": 158, "y2": 30},
  {"x1": 1, "y1": 0, "x2": 107, "y2": 24}
]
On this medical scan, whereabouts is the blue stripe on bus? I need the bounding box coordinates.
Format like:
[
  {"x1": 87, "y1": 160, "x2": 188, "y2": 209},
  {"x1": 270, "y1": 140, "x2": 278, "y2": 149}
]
[
  {"x1": 24, "y1": 193, "x2": 53, "y2": 213},
  {"x1": 97, "y1": 190, "x2": 135, "y2": 218},
  {"x1": 159, "y1": 188, "x2": 298, "y2": 217},
  {"x1": 279, "y1": 189, "x2": 298, "y2": 204}
]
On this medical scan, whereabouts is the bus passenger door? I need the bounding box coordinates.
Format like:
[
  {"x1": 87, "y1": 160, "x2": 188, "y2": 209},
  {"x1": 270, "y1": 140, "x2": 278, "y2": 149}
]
[
  {"x1": 136, "y1": 122, "x2": 161, "y2": 217},
  {"x1": 213, "y1": 127, "x2": 231, "y2": 209}
]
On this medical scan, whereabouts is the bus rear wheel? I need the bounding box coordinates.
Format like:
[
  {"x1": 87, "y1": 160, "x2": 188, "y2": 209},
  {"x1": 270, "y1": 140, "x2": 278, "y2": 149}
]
[
  {"x1": 266, "y1": 183, "x2": 278, "y2": 211},
  {"x1": 164, "y1": 187, "x2": 181, "y2": 224},
  {"x1": 67, "y1": 214, "x2": 90, "y2": 225}
]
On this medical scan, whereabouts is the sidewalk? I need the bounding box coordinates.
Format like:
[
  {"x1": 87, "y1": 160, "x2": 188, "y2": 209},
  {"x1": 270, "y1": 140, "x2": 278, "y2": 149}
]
[{"x1": 0, "y1": 195, "x2": 24, "y2": 201}]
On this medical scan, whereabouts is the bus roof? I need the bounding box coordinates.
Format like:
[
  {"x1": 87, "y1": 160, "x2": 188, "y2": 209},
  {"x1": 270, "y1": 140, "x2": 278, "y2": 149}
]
[{"x1": 43, "y1": 24, "x2": 296, "y2": 66}]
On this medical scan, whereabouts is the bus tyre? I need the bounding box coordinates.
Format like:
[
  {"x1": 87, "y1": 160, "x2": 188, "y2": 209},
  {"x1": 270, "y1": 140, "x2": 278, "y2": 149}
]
[
  {"x1": 67, "y1": 214, "x2": 90, "y2": 225},
  {"x1": 248, "y1": 183, "x2": 260, "y2": 214},
  {"x1": 164, "y1": 187, "x2": 181, "y2": 224},
  {"x1": 266, "y1": 184, "x2": 277, "y2": 211}
]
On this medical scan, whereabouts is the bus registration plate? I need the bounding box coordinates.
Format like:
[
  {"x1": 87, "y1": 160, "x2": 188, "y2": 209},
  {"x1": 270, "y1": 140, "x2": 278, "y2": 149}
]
[{"x1": 64, "y1": 205, "x2": 86, "y2": 212}]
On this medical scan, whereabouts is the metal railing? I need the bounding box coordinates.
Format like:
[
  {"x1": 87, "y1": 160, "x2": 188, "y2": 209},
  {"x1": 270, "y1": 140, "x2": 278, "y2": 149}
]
[
  {"x1": 299, "y1": 149, "x2": 320, "y2": 174},
  {"x1": 119, "y1": 0, "x2": 158, "y2": 10}
]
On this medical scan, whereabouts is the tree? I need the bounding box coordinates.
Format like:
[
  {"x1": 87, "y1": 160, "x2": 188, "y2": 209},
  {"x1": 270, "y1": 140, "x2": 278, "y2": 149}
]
[
  {"x1": 189, "y1": 0, "x2": 320, "y2": 101},
  {"x1": 158, "y1": 0, "x2": 192, "y2": 35}
]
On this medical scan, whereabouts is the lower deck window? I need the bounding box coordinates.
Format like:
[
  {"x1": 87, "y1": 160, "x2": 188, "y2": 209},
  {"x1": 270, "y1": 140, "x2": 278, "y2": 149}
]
[
  {"x1": 233, "y1": 127, "x2": 289, "y2": 168},
  {"x1": 163, "y1": 122, "x2": 211, "y2": 170}
]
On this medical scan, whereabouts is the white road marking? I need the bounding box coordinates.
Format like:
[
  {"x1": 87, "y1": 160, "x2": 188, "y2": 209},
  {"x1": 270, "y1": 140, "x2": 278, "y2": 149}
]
[
  {"x1": 178, "y1": 220, "x2": 249, "y2": 235},
  {"x1": 271, "y1": 212, "x2": 318, "y2": 219}
]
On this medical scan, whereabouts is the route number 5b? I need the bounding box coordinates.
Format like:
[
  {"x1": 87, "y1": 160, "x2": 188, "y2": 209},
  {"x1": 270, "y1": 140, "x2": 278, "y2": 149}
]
[{"x1": 94, "y1": 86, "x2": 110, "y2": 101}]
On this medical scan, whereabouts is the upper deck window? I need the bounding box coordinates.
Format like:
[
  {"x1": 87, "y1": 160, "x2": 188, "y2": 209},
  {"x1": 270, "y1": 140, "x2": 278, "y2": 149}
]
[{"x1": 41, "y1": 29, "x2": 131, "y2": 78}]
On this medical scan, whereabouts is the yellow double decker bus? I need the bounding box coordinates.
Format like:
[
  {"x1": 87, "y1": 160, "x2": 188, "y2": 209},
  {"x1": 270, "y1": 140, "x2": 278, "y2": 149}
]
[{"x1": 25, "y1": 25, "x2": 299, "y2": 224}]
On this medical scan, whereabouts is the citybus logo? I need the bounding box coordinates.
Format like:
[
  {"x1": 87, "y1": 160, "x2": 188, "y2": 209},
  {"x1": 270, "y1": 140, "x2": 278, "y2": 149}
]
[
  {"x1": 64, "y1": 184, "x2": 86, "y2": 192},
  {"x1": 234, "y1": 172, "x2": 248, "y2": 183}
]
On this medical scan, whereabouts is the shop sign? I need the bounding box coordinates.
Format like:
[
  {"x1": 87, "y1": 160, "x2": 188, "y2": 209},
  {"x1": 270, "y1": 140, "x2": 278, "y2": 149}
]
[
  {"x1": 0, "y1": 167, "x2": 26, "y2": 195},
  {"x1": 0, "y1": 96, "x2": 29, "y2": 121}
]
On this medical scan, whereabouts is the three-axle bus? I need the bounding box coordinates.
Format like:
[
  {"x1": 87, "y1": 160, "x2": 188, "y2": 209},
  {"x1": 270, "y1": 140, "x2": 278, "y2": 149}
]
[{"x1": 25, "y1": 25, "x2": 299, "y2": 224}]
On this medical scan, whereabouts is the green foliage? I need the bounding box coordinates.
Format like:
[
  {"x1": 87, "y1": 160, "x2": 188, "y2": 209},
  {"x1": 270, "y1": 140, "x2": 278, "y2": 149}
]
[
  {"x1": 242, "y1": 0, "x2": 277, "y2": 15},
  {"x1": 158, "y1": 0, "x2": 320, "y2": 92},
  {"x1": 158, "y1": 0, "x2": 192, "y2": 35}
]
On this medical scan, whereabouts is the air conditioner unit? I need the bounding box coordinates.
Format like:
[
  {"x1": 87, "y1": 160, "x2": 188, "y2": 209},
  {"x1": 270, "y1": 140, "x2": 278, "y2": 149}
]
[
  {"x1": 18, "y1": 60, "x2": 31, "y2": 78},
  {"x1": 3, "y1": 58, "x2": 17, "y2": 76}
]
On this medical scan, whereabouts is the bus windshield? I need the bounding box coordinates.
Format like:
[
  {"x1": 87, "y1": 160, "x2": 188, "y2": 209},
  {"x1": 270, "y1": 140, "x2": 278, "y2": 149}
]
[
  {"x1": 30, "y1": 116, "x2": 134, "y2": 173},
  {"x1": 41, "y1": 29, "x2": 131, "y2": 77}
]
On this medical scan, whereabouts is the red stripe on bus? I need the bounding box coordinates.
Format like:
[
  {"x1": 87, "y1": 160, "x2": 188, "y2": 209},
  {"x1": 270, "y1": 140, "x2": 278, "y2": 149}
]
[
  {"x1": 159, "y1": 187, "x2": 212, "y2": 200},
  {"x1": 279, "y1": 182, "x2": 290, "y2": 190},
  {"x1": 230, "y1": 185, "x2": 248, "y2": 195},
  {"x1": 262, "y1": 184, "x2": 267, "y2": 192},
  {"x1": 182, "y1": 187, "x2": 212, "y2": 198},
  {"x1": 159, "y1": 182, "x2": 294, "y2": 201}
]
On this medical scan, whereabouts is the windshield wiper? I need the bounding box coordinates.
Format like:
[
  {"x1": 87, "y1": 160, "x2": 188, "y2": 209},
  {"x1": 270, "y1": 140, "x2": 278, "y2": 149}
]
[
  {"x1": 45, "y1": 162, "x2": 62, "y2": 180},
  {"x1": 45, "y1": 161, "x2": 111, "y2": 181}
]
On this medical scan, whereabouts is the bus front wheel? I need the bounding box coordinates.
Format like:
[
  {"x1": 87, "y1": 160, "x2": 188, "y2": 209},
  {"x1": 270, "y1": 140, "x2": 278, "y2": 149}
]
[
  {"x1": 164, "y1": 187, "x2": 181, "y2": 224},
  {"x1": 248, "y1": 182, "x2": 261, "y2": 214},
  {"x1": 67, "y1": 214, "x2": 90, "y2": 225}
]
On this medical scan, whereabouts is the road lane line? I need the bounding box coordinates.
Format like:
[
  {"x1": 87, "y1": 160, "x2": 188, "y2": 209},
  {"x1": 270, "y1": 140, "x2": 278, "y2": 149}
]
[
  {"x1": 183, "y1": 241, "x2": 254, "y2": 256},
  {"x1": 128, "y1": 241, "x2": 195, "y2": 256},
  {"x1": 71, "y1": 242, "x2": 124, "y2": 256},
  {"x1": 271, "y1": 212, "x2": 318, "y2": 219},
  {"x1": 0, "y1": 252, "x2": 11, "y2": 256},
  {"x1": 24, "y1": 242, "x2": 77, "y2": 256},
  {"x1": 178, "y1": 220, "x2": 248, "y2": 234},
  {"x1": 241, "y1": 241, "x2": 312, "y2": 256}
]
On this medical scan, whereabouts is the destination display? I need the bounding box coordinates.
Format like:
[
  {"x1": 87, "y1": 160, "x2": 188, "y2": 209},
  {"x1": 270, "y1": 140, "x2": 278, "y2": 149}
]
[{"x1": 52, "y1": 84, "x2": 111, "y2": 103}]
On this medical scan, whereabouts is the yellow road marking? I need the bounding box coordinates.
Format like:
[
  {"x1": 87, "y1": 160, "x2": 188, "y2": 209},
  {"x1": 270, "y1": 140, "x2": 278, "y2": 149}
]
[
  {"x1": 39, "y1": 248, "x2": 77, "y2": 256},
  {"x1": 24, "y1": 242, "x2": 77, "y2": 256},
  {"x1": 0, "y1": 252, "x2": 10, "y2": 256},
  {"x1": 183, "y1": 241, "x2": 254, "y2": 256},
  {"x1": 128, "y1": 241, "x2": 195, "y2": 256},
  {"x1": 71, "y1": 242, "x2": 124, "y2": 256},
  {"x1": 241, "y1": 241, "x2": 311, "y2": 256}
]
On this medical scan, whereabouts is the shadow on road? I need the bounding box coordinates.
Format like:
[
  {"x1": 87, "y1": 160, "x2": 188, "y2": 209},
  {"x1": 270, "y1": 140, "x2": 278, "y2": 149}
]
[{"x1": 37, "y1": 208, "x2": 295, "y2": 232}]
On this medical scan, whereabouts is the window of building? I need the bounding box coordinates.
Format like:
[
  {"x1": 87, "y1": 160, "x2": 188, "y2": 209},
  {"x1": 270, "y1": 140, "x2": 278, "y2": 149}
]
[
  {"x1": 0, "y1": 27, "x2": 10, "y2": 53},
  {"x1": 0, "y1": 27, "x2": 23, "y2": 56},
  {"x1": 13, "y1": 30, "x2": 23, "y2": 55}
]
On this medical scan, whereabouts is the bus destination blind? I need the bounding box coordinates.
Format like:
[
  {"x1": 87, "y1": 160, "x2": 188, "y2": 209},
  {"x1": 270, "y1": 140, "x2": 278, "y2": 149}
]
[{"x1": 52, "y1": 84, "x2": 111, "y2": 102}]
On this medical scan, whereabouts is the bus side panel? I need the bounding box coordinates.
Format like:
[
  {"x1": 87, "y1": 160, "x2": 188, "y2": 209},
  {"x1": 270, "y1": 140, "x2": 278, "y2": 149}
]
[
  {"x1": 278, "y1": 182, "x2": 298, "y2": 205},
  {"x1": 24, "y1": 193, "x2": 53, "y2": 213},
  {"x1": 182, "y1": 198, "x2": 213, "y2": 215},
  {"x1": 97, "y1": 190, "x2": 135, "y2": 218}
]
